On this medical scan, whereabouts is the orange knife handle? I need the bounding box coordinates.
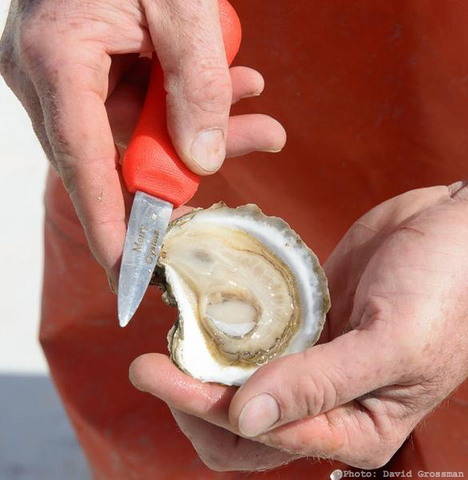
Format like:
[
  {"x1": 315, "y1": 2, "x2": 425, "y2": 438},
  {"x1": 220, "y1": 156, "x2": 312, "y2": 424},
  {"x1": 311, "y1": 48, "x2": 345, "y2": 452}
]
[{"x1": 122, "y1": 0, "x2": 242, "y2": 208}]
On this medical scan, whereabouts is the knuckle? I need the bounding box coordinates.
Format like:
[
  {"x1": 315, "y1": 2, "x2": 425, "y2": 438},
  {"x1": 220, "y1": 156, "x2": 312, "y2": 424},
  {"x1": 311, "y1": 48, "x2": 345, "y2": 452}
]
[
  {"x1": 0, "y1": 5, "x2": 16, "y2": 74},
  {"x1": 356, "y1": 296, "x2": 422, "y2": 374},
  {"x1": 17, "y1": 19, "x2": 78, "y2": 78},
  {"x1": 301, "y1": 351, "x2": 340, "y2": 416},
  {"x1": 184, "y1": 64, "x2": 232, "y2": 115},
  {"x1": 19, "y1": 30, "x2": 60, "y2": 77},
  {"x1": 302, "y1": 374, "x2": 326, "y2": 417},
  {"x1": 0, "y1": 33, "x2": 16, "y2": 81},
  {"x1": 0, "y1": 49, "x2": 12, "y2": 81},
  {"x1": 17, "y1": 21, "x2": 44, "y2": 67},
  {"x1": 17, "y1": 28, "x2": 67, "y2": 80}
]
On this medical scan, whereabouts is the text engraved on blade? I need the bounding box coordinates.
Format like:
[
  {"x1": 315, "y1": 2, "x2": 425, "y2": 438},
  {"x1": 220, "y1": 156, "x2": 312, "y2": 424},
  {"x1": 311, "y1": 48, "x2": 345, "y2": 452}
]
[
  {"x1": 133, "y1": 224, "x2": 147, "y2": 253},
  {"x1": 145, "y1": 230, "x2": 160, "y2": 264}
]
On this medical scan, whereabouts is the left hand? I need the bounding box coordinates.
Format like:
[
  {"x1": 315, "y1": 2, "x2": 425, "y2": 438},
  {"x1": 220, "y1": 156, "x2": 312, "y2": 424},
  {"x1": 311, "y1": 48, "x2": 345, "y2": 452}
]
[{"x1": 129, "y1": 183, "x2": 468, "y2": 471}]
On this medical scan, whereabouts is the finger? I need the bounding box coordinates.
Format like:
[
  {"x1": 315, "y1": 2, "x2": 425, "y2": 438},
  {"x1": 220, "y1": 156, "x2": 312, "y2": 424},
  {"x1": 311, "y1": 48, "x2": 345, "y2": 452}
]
[
  {"x1": 171, "y1": 408, "x2": 295, "y2": 472},
  {"x1": 128, "y1": 354, "x2": 385, "y2": 467},
  {"x1": 229, "y1": 329, "x2": 401, "y2": 438},
  {"x1": 29, "y1": 43, "x2": 125, "y2": 286},
  {"x1": 144, "y1": 0, "x2": 232, "y2": 174},
  {"x1": 230, "y1": 66, "x2": 264, "y2": 103},
  {"x1": 170, "y1": 408, "x2": 238, "y2": 470},
  {"x1": 226, "y1": 114, "x2": 286, "y2": 157},
  {"x1": 255, "y1": 402, "x2": 394, "y2": 469},
  {"x1": 170, "y1": 205, "x2": 194, "y2": 221},
  {"x1": 129, "y1": 353, "x2": 235, "y2": 430},
  {"x1": 107, "y1": 62, "x2": 271, "y2": 157},
  {"x1": 109, "y1": 95, "x2": 285, "y2": 158}
]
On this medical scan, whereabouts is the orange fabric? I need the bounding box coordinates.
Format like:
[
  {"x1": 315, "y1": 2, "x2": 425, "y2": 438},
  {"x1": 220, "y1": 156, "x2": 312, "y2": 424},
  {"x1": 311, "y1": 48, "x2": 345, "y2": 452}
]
[{"x1": 40, "y1": 1, "x2": 468, "y2": 478}]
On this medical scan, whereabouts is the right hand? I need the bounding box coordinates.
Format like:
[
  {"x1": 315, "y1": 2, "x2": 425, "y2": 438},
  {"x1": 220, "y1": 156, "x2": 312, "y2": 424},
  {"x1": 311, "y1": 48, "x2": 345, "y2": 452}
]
[{"x1": 0, "y1": 0, "x2": 286, "y2": 289}]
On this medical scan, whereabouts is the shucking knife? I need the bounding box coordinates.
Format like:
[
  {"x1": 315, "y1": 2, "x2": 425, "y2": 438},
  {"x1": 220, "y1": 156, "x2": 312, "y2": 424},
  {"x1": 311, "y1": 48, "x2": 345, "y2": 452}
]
[{"x1": 118, "y1": 0, "x2": 242, "y2": 327}]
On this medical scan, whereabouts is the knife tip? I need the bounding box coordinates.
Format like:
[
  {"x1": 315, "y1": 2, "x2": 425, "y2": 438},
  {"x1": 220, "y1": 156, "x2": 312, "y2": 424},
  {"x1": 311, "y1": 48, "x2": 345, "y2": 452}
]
[{"x1": 118, "y1": 309, "x2": 133, "y2": 328}]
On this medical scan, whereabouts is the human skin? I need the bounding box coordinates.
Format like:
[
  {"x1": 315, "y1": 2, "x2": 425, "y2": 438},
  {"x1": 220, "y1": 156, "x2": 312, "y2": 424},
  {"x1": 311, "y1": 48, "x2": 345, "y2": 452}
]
[
  {"x1": 3, "y1": 1, "x2": 468, "y2": 472},
  {"x1": 0, "y1": 0, "x2": 286, "y2": 289},
  {"x1": 130, "y1": 183, "x2": 468, "y2": 470}
]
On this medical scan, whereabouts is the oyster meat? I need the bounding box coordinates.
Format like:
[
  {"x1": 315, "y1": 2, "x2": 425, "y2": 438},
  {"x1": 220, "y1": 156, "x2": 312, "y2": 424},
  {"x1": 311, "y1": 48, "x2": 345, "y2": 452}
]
[{"x1": 158, "y1": 203, "x2": 330, "y2": 386}]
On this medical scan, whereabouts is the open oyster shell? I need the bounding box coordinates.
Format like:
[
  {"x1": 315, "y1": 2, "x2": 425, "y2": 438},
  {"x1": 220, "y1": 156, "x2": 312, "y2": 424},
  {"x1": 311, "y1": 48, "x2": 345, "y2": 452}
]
[{"x1": 156, "y1": 203, "x2": 330, "y2": 386}]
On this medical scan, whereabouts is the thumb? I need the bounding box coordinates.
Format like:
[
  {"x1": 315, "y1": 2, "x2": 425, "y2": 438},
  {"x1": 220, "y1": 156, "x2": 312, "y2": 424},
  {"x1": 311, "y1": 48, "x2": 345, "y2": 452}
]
[
  {"x1": 144, "y1": 0, "x2": 233, "y2": 175},
  {"x1": 229, "y1": 330, "x2": 399, "y2": 438}
]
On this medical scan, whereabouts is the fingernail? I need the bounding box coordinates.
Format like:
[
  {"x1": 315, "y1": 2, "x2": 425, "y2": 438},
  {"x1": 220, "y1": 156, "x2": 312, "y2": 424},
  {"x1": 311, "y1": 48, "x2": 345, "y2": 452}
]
[
  {"x1": 233, "y1": 91, "x2": 262, "y2": 104},
  {"x1": 107, "y1": 274, "x2": 117, "y2": 295},
  {"x1": 190, "y1": 128, "x2": 225, "y2": 172},
  {"x1": 238, "y1": 394, "x2": 280, "y2": 437}
]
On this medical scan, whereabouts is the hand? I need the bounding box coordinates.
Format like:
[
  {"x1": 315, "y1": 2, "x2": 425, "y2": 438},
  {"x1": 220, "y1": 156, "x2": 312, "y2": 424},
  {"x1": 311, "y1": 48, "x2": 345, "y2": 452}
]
[
  {"x1": 129, "y1": 182, "x2": 468, "y2": 471},
  {"x1": 0, "y1": 0, "x2": 286, "y2": 288}
]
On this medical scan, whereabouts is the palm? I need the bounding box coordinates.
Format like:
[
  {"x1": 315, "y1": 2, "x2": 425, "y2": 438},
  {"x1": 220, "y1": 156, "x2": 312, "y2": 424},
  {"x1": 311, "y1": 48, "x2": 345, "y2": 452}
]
[
  {"x1": 316, "y1": 186, "x2": 468, "y2": 460},
  {"x1": 325, "y1": 185, "x2": 457, "y2": 339}
]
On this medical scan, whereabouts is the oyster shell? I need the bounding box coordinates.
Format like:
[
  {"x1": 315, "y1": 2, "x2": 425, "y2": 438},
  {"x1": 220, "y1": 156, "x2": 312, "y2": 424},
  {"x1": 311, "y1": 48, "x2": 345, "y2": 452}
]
[{"x1": 157, "y1": 203, "x2": 330, "y2": 386}]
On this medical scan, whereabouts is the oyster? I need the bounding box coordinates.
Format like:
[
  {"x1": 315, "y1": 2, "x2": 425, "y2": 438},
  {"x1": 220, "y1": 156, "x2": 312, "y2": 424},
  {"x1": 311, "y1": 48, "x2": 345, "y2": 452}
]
[{"x1": 157, "y1": 203, "x2": 330, "y2": 386}]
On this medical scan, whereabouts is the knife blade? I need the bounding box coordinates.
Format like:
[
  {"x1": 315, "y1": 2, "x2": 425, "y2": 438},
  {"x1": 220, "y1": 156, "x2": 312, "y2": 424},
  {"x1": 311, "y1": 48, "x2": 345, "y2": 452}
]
[
  {"x1": 118, "y1": 0, "x2": 242, "y2": 327},
  {"x1": 118, "y1": 192, "x2": 172, "y2": 327}
]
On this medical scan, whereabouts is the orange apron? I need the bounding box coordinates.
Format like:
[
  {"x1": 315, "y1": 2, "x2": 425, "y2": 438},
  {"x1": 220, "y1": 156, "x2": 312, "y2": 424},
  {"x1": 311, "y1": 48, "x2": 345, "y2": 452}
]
[{"x1": 40, "y1": 1, "x2": 468, "y2": 477}]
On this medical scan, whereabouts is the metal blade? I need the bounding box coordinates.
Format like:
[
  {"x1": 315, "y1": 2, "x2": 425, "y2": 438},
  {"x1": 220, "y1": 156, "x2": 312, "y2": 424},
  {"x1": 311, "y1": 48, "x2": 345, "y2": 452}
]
[{"x1": 118, "y1": 191, "x2": 173, "y2": 327}]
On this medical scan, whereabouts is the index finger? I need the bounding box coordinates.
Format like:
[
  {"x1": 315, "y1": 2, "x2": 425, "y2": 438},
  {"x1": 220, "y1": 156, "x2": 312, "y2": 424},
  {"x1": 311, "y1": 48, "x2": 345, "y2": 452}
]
[
  {"x1": 129, "y1": 353, "x2": 235, "y2": 430},
  {"x1": 30, "y1": 44, "x2": 126, "y2": 285}
]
